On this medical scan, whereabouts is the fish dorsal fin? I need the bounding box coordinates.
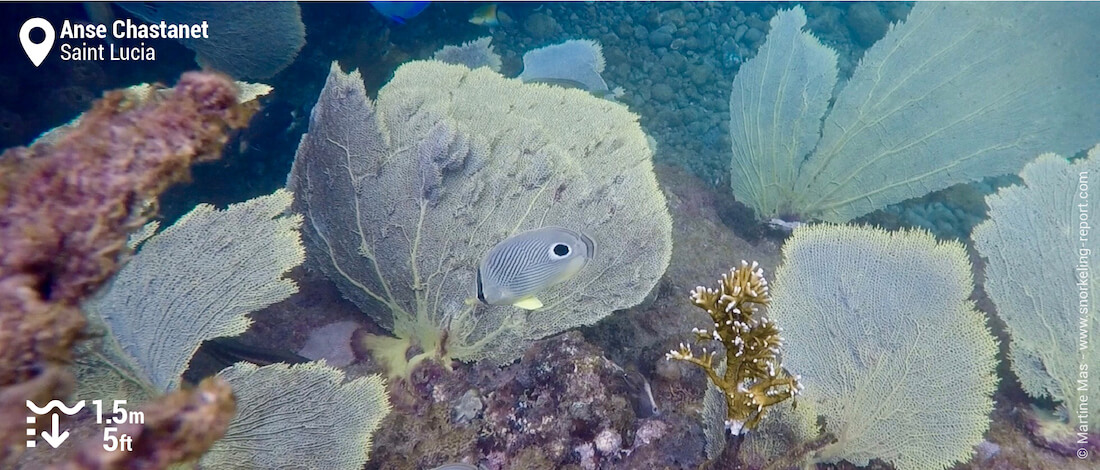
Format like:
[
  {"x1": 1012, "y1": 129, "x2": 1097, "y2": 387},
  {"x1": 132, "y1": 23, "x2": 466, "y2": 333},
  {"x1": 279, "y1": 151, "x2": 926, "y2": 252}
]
[{"x1": 512, "y1": 297, "x2": 543, "y2": 310}]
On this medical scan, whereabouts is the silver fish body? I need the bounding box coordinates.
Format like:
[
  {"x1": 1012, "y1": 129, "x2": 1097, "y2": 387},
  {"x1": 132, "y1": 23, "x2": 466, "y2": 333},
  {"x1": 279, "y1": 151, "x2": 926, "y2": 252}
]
[{"x1": 476, "y1": 226, "x2": 595, "y2": 309}]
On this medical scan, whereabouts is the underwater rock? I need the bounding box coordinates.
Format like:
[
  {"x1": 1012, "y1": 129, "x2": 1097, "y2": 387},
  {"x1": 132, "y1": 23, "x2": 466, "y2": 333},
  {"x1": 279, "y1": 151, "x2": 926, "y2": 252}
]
[
  {"x1": 366, "y1": 359, "x2": 478, "y2": 464},
  {"x1": 524, "y1": 12, "x2": 561, "y2": 39},
  {"x1": 298, "y1": 320, "x2": 360, "y2": 367},
  {"x1": 873, "y1": 178, "x2": 1001, "y2": 241},
  {"x1": 975, "y1": 440, "x2": 1001, "y2": 463},
  {"x1": 594, "y1": 428, "x2": 622, "y2": 455},
  {"x1": 847, "y1": 2, "x2": 890, "y2": 47},
  {"x1": 734, "y1": 24, "x2": 748, "y2": 42},
  {"x1": 603, "y1": 46, "x2": 629, "y2": 67},
  {"x1": 743, "y1": 26, "x2": 764, "y2": 44},
  {"x1": 615, "y1": 19, "x2": 633, "y2": 38},
  {"x1": 451, "y1": 389, "x2": 484, "y2": 425},
  {"x1": 689, "y1": 63, "x2": 712, "y2": 85},
  {"x1": 662, "y1": 8, "x2": 686, "y2": 27},
  {"x1": 1020, "y1": 405, "x2": 1100, "y2": 460},
  {"x1": 648, "y1": 25, "x2": 675, "y2": 47},
  {"x1": 746, "y1": 13, "x2": 770, "y2": 33},
  {"x1": 658, "y1": 50, "x2": 686, "y2": 71},
  {"x1": 651, "y1": 83, "x2": 674, "y2": 103},
  {"x1": 366, "y1": 331, "x2": 690, "y2": 469},
  {"x1": 599, "y1": 32, "x2": 621, "y2": 47},
  {"x1": 619, "y1": 413, "x2": 704, "y2": 469},
  {"x1": 472, "y1": 332, "x2": 661, "y2": 468}
]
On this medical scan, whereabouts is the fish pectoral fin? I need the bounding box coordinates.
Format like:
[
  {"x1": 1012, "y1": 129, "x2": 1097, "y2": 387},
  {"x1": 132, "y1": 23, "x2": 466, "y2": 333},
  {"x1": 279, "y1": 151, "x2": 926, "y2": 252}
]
[{"x1": 512, "y1": 297, "x2": 544, "y2": 310}]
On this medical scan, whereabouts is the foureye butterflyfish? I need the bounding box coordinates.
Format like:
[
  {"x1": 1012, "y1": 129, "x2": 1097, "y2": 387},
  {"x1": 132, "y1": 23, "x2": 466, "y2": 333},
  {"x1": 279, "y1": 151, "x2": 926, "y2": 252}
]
[{"x1": 476, "y1": 226, "x2": 595, "y2": 310}]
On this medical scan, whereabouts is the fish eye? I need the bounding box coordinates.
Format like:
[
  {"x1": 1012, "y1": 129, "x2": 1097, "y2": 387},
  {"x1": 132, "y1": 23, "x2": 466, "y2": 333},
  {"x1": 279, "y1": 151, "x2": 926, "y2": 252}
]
[{"x1": 550, "y1": 243, "x2": 570, "y2": 259}]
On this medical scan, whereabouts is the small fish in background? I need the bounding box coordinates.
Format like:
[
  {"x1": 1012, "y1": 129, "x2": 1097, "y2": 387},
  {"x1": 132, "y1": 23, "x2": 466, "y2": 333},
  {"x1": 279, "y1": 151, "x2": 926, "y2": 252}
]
[
  {"x1": 469, "y1": 3, "x2": 500, "y2": 27},
  {"x1": 476, "y1": 226, "x2": 596, "y2": 310},
  {"x1": 370, "y1": 1, "x2": 431, "y2": 24}
]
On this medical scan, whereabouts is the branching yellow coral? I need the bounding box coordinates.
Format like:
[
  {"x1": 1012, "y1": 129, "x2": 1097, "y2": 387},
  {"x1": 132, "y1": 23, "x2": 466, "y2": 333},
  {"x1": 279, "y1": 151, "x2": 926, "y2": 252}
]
[{"x1": 667, "y1": 260, "x2": 801, "y2": 435}]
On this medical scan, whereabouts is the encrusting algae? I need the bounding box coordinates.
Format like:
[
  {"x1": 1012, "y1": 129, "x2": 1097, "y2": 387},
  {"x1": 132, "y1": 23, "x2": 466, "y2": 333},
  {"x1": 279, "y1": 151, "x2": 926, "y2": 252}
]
[{"x1": 666, "y1": 260, "x2": 801, "y2": 435}]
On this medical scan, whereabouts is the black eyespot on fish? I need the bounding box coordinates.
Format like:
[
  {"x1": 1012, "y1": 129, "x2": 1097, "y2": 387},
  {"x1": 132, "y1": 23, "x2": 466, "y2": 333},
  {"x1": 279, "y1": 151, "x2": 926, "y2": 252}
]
[{"x1": 553, "y1": 243, "x2": 570, "y2": 257}]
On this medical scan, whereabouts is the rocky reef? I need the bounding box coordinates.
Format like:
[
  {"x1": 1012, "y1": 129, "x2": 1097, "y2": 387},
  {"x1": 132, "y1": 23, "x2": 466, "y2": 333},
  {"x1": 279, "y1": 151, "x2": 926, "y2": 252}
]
[
  {"x1": 367, "y1": 331, "x2": 705, "y2": 470},
  {"x1": 1, "y1": 71, "x2": 248, "y2": 467}
]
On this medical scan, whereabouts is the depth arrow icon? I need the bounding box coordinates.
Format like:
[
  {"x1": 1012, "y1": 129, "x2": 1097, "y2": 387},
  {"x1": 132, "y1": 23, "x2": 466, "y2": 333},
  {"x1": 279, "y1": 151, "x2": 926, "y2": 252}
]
[{"x1": 40, "y1": 413, "x2": 69, "y2": 448}]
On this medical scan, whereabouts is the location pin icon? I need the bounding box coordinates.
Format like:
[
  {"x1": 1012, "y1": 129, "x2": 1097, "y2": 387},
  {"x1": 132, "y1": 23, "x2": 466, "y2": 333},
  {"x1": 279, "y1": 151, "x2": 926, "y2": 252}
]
[{"x1": 20, "y1": 18, "x2": 55, "y2": 67}]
